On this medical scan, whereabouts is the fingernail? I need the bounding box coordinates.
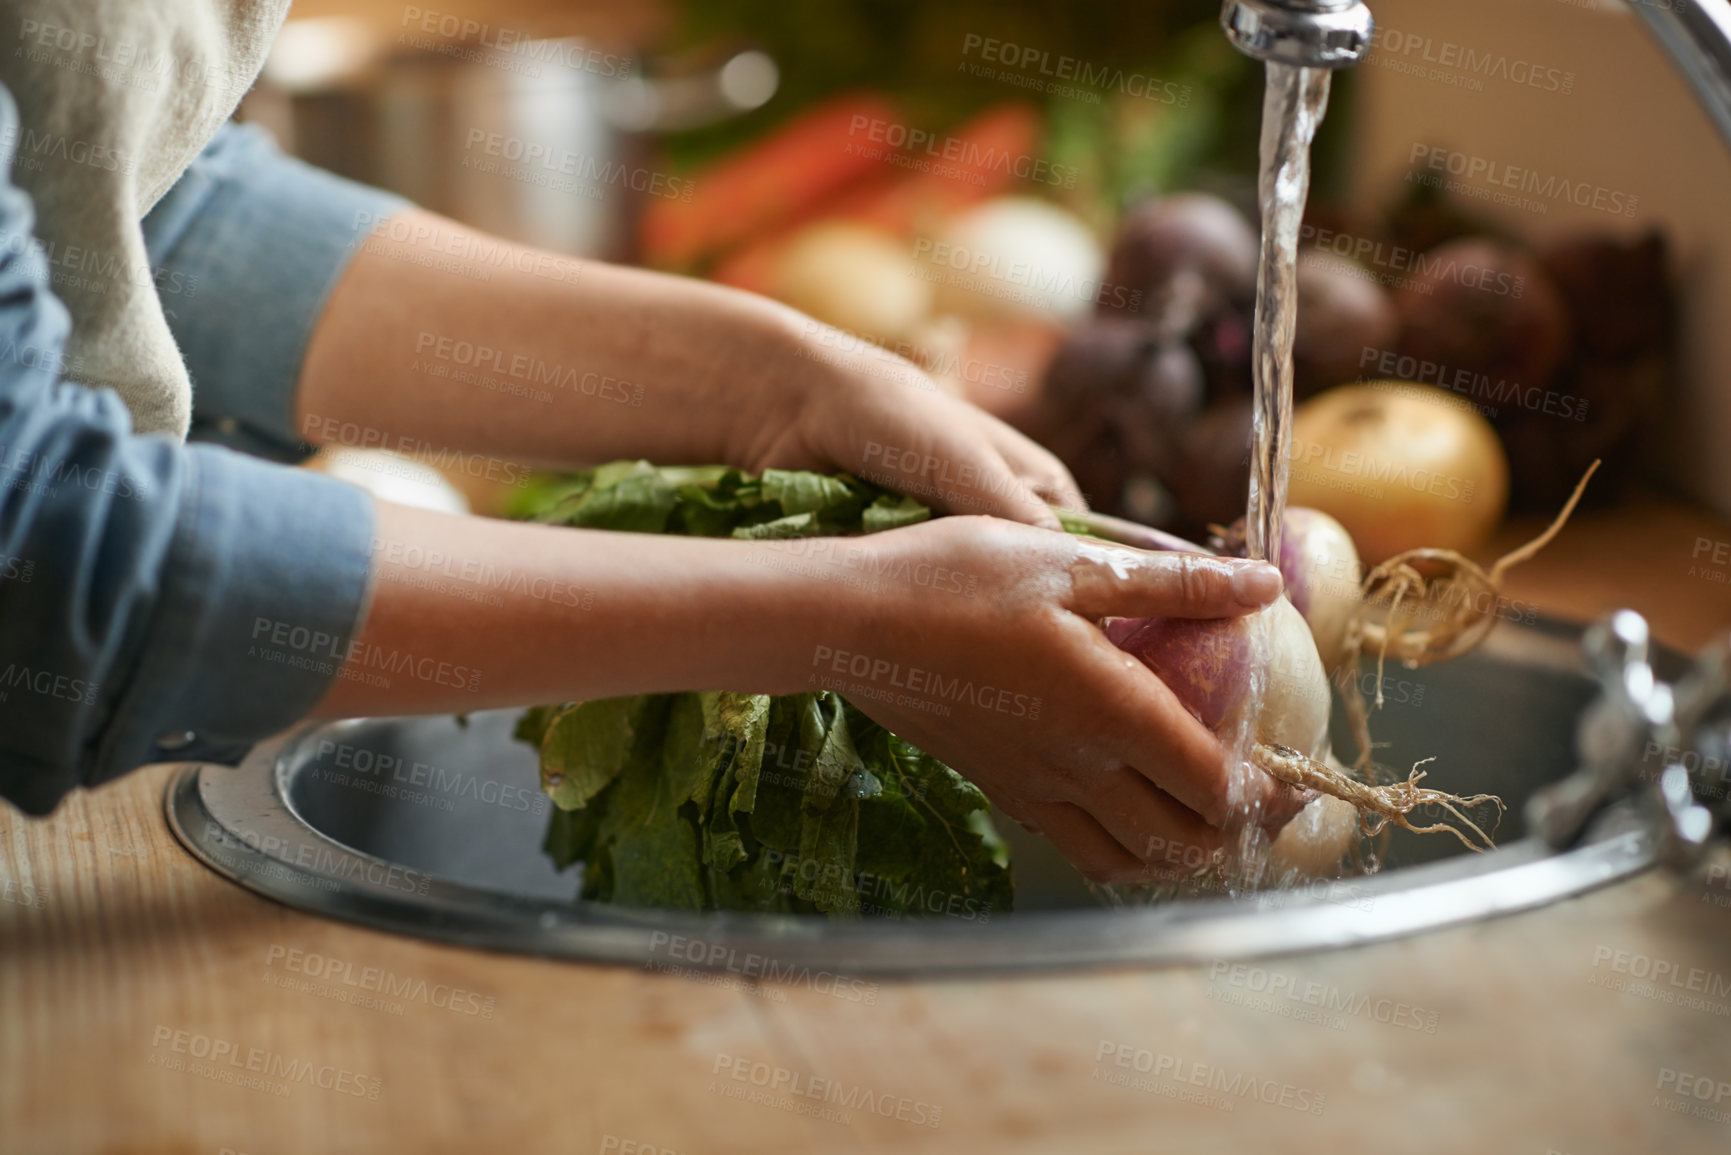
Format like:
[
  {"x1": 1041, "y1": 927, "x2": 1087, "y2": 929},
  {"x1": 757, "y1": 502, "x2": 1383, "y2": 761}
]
[{"x1": 1230, "y1": 561, "x2": 1283, "y2": 606}]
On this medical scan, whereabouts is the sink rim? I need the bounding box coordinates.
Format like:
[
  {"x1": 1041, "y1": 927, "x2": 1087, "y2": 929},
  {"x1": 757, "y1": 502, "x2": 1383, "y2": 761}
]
[{"x1": 163, "y1": 614, "x2": 1663, "y2": 978}]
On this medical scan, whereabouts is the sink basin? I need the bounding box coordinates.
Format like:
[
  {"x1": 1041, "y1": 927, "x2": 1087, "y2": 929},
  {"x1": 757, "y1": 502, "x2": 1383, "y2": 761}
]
[{"x1": 166, "y1": 615, "x2": 1673, "y2": 976}]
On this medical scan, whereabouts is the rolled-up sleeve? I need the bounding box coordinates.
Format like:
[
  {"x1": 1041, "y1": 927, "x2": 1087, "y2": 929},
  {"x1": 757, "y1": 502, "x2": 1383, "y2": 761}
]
[
  {"x1": 143, "y1": 122, "x2": 409, "y2": 459},
  {"x1": 0, "y1": 89, "x2": 379, "y2": 815}
]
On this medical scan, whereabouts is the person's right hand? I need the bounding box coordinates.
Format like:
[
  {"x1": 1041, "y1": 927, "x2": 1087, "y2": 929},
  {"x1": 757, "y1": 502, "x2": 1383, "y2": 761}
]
[{"x1": 816, "y1": 516, "x2": 1309, "y2": 884}]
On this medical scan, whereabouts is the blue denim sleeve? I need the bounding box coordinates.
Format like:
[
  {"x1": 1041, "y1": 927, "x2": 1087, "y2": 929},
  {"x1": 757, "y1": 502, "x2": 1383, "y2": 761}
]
[
  {"x1": 143, "y1": 123, "x2": 410, "y2": 461},
  {"x1": 0, "y1": 90, "x2": 379, "y2": 815}
]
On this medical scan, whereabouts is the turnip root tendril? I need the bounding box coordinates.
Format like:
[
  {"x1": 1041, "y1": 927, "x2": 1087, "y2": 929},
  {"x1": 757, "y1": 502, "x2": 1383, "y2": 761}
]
[
  {"x1": 1335, "y1": 460, "x2": 1601, "y2": 771},
  {"x1": 1254, "y1": 744, "x2": 1505, "y2": 852}
]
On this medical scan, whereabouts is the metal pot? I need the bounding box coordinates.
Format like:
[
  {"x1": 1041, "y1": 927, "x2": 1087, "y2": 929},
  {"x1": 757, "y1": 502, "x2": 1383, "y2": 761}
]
[{"x1": 246, "y1": 21, "x2": 777, "y2": 261}]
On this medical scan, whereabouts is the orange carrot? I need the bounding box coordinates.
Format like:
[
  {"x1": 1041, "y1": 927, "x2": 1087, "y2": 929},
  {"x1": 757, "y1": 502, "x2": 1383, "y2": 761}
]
[
  {"x1": 639, "y1": 93, "x2": 900, "y2": 270},
  {"x1": 709, "y1": 104, "x2": 1046, "y2": 295}
]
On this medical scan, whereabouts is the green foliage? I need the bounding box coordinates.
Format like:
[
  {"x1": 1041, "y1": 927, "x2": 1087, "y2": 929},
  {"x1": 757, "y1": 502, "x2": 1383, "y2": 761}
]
[{"x1": 517, "y1": 462, "x2": 1007, "y2": 920}]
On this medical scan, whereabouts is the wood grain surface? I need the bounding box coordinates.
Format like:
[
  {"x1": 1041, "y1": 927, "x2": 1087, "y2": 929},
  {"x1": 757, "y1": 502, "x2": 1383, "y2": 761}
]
[{"x1": 4, "y1": 495, "x2": 1731, "y2": 1154}]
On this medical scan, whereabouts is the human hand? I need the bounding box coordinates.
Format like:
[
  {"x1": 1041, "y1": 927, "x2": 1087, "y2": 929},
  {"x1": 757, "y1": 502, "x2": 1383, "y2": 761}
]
[
  {"x1": 745, "y1": 314, "x2": 1086, "y2": 528},
  {"x1": 822, "y1": 516, "x2": 1308, "y2": 884}
]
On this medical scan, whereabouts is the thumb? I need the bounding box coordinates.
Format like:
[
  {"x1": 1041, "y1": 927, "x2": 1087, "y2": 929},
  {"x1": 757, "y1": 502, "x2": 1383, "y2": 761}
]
[{"x1": 1067, "y1": 541, "x2": 1284, "y2": 621}]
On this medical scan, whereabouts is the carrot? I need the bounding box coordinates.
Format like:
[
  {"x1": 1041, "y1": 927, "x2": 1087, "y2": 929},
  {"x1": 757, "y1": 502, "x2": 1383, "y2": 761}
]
[
  {"x1": 638, "y1": 93, "x2": 899, "y2": 270},
  {"x1": 709, "y1": 104, "x2": 1046, "y2": 295}
]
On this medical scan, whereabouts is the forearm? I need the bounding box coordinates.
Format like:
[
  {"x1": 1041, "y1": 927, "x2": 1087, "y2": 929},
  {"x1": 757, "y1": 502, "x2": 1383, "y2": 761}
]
[
  {"x1": 312, "y1": 499, "x2": 871, "y2": 718},
  {"x1": 294, "y1": 207, "x2": 816, "y2": 470}
]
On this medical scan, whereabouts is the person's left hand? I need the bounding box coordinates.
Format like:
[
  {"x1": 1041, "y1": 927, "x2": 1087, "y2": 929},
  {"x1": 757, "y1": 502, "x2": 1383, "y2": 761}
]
[{"x1": 743, "y1": 314, "x2": 1087, "y2": 529}]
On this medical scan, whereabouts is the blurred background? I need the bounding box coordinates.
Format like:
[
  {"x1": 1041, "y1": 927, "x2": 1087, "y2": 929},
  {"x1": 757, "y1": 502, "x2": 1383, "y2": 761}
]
[{"x1": 253, "y1": 0, "x2": 1731, "y2": 567}]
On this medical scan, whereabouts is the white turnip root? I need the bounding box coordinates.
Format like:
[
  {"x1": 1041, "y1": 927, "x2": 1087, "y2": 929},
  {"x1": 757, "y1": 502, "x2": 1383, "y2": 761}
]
[
  {"x1": 1106, "y1": 598, "x2": 1330, "y2": 763},
  {"x1": 1108, "y1": 598, "x2": 1363, "y2": 878}
]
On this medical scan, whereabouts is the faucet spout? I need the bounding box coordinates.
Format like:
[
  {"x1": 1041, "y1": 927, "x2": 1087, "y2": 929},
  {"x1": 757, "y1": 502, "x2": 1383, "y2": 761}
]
[{"x1": 1219, "y1": 0, "x2": 1374, "y2": 69}]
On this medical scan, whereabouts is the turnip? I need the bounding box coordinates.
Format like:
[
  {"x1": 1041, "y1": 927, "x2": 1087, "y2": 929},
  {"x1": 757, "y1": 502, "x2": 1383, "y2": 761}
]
[
  {"x1": 1106, "y1": 600, "x2": 1362, "y2": 881},
  {"x1": 1068, "y1": 461, "x2": 1597, "y2": 873},
  {"x1": 1068, "y1": 475, "x2": 1605, "y2": 880},
  {"x1": 1107, "y1": 593, "x2": 1503, "y2": 877},
  {"x1": 1106, "y1": 599, "x2": 1330, "y2": 765}
]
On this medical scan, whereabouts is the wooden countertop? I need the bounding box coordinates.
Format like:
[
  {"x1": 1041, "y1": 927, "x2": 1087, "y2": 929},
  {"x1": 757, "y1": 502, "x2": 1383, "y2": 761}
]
[{"x1": 4, "y1": 493, "x2": 1731, "y2": 1154}]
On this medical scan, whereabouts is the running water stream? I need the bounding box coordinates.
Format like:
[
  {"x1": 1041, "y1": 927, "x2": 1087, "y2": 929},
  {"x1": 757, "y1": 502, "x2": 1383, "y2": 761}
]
[
  {"x1": 1244, "y1": 62, "x2": 1333, "y2": 565},
  {"x1": 1219, "y1": 62, "x2": 1335, "y2": 887}
]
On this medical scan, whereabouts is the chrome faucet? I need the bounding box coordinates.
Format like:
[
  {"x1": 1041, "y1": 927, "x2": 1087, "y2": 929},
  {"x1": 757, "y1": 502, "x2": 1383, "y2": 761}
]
[{"x1": 1219, "y1": 0, "x2": 1375, "y2": 69}]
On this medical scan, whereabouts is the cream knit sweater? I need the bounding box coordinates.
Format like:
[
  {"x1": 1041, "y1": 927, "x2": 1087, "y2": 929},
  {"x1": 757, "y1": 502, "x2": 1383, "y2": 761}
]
[{"x1": 0, "y1": 0, "x2": 291, "y2": 437}]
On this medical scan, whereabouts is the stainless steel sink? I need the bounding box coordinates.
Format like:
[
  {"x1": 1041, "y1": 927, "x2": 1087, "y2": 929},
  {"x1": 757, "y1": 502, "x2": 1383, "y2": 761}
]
[{"x1": 165, "y1": 615, "x2": 1676, "y2": 976}]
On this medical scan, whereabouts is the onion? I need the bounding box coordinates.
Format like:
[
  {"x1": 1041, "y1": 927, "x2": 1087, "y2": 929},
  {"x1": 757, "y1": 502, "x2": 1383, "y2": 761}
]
[
  {"x1": 774, "y1": 221, "x2": 932, "y2": 344},
  {"x1": 927, "y1": 197, "x2": 1104, "y2": 324},
  {"x1": 1288, "y1": 382, "x2": 1510, "y2": 565}
]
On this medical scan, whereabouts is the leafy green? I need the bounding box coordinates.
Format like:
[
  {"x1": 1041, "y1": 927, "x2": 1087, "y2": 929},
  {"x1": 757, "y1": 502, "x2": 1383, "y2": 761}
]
[
  {"x1": 539, "y1": 697, "x2": 656, "y2": 811},
  {"x1": 511, "y1": 461, "x2": 1013, "y2": 919}
]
